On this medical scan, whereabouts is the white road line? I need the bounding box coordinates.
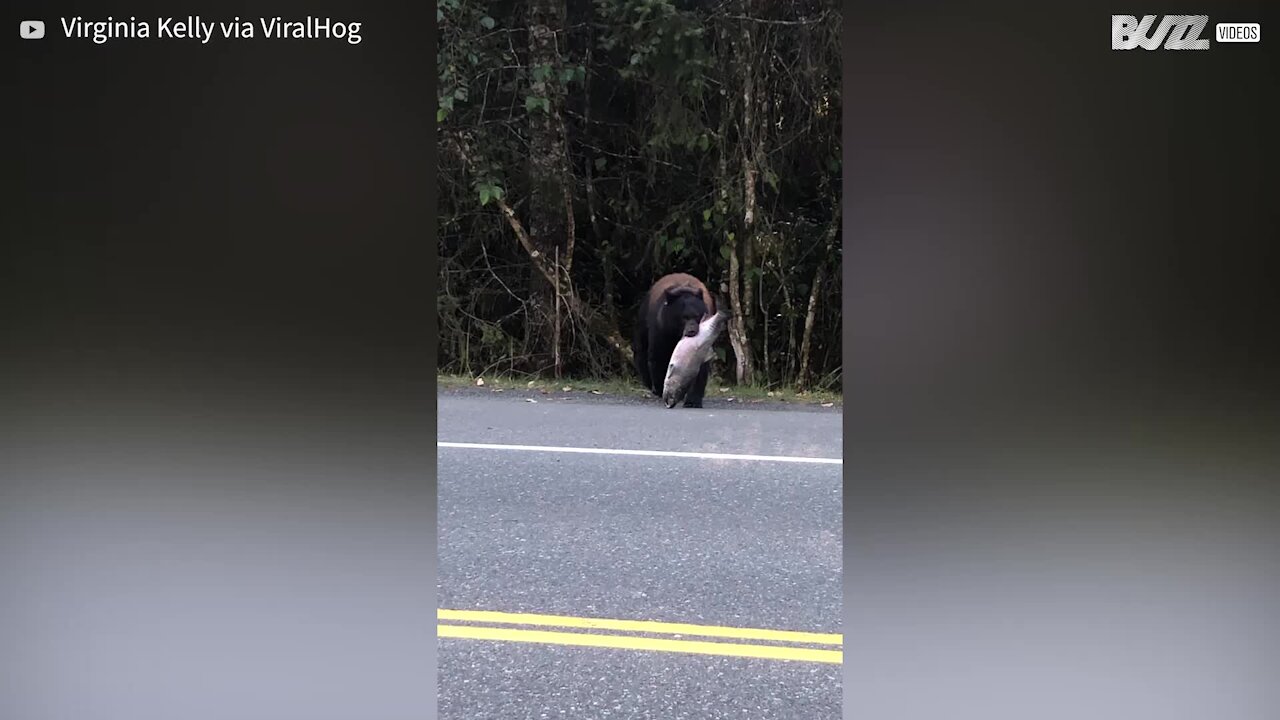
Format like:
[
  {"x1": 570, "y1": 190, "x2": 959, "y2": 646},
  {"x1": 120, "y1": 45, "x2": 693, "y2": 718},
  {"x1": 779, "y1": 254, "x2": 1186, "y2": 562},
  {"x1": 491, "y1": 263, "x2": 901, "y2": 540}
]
[{"x1": 437, "y1": 441, "x2": 842, "y2": 465}]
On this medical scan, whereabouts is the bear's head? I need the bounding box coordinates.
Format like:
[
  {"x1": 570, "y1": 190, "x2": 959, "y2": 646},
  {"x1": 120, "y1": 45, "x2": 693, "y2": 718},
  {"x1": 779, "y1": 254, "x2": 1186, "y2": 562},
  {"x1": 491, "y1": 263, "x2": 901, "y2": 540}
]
[{"x1": 661, "y1": 286, "x2": 710, "y2": 338}]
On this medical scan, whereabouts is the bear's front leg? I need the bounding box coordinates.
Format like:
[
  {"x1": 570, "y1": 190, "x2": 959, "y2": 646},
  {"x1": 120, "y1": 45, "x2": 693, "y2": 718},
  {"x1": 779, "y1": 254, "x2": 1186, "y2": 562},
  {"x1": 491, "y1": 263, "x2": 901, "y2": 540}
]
[{"x1": 647, "y1": 357, "x2": 665, "y2": 396}]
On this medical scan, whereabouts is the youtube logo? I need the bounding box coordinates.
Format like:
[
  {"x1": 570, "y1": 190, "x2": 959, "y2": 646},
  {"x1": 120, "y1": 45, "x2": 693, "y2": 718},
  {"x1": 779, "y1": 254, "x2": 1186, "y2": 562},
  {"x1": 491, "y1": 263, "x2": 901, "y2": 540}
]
[{"x1": 20, "y1": 20, "x2": 45, "y2": 39}]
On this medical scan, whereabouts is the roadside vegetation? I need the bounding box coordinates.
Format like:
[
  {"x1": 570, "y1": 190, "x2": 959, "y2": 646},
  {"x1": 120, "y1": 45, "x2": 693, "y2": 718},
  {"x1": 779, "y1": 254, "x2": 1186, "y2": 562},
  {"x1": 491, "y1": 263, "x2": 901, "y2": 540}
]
[
  {"x1": 438, "y1": 1, "x2": 841, "y2": 397},
  {"x1": 438, "y1": 373, "x2": 842, "y2": 407}
]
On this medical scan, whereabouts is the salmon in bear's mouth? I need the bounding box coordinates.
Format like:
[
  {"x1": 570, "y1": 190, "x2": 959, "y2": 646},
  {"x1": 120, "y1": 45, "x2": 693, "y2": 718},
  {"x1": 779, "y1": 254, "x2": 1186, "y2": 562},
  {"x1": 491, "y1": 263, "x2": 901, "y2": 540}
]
[{"x1": 662, "y1": 310, "x2": 729, "y2": 408}]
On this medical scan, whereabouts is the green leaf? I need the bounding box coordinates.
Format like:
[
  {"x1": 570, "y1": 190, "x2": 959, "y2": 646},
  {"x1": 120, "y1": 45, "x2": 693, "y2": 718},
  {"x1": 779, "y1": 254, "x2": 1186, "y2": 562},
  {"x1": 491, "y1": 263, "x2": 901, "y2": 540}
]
[
  {"x1": 697, "y1": 134, "x2": 710, "y2": 151},
  {"x1": 437, "y1": 9, "x2": 444, "y2": 22},
  {"x1": 763, "y1": 169, "x2": 779, "y2": 192},
  {"x1": 437, "y1": 108, "x2": 447, "y2": 123},
  {"x1": 727, "y1": 232, "x2": 736, "y2": 242},
  {"x1": 532, "y1": 64, "x2": 551, "y2": 83},
  {"x1": 480, "y1": 16, "x2": 495, "y2": 30},
  {"x1": 490, "y1": 185, "x2": 504, "y2": 200},
  {"x1": 702, "y1": 208, "x2": 712, "y2": 222},
  {"x1": 453, "y1": 86, "x2": 468, "y2": 102},
  {"x1": 629, "y1": 53, "x2": 643, "y2": 66},
  {"x1": 719, "y1": 245, "x2": 731, "y2": 260},
  {"x1": 594, "y1": 157, "x2": 607, "y2": 170},
  {"x1": 525, "y1": 95, "x2": 540, "y2": 112},
  {"x1": 479, "y1": 186, "x2": 492, "y2": 206}
]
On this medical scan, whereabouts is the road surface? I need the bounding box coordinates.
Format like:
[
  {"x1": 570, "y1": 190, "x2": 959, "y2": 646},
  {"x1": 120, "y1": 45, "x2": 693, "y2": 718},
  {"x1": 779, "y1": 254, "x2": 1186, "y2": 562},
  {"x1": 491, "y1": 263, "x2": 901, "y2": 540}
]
[{"x1": 437, "y1": 390, "x2": 842, "y2": 719}]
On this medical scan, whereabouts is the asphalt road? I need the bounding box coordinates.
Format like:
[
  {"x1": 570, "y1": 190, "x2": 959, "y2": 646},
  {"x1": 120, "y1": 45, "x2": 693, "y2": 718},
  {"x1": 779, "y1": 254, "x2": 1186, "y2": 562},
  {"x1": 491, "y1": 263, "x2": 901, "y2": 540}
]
[{"x1": 437, "y1": 391, "x2": 843, "y2": 719}]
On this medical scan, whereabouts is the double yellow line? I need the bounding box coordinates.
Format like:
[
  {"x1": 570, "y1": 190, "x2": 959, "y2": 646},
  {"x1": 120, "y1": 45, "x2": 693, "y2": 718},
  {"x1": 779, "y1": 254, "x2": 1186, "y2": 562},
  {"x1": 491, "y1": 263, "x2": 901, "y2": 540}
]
[{"x1": 437, "y1": 609, "x2": 842, "y2": 664}]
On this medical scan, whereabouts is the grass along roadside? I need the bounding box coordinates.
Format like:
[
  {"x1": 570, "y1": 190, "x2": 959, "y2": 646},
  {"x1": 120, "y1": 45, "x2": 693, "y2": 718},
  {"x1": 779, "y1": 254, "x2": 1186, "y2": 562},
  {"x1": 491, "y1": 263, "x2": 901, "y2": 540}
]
[{"x1": 437, "y1": 373, "x2": 842, "y2": 407}]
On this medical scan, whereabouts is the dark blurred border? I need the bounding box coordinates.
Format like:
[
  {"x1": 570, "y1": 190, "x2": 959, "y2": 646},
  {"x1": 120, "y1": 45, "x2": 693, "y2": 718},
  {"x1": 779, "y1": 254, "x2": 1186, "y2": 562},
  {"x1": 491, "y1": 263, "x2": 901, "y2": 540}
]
[
  {"x1": 3, "y1": 3, "x2": 438, "y2": 719},
  {"x1": 843, "y1": 2, "x2": 1277, "y2": 719},
  {"x1": 6, "y1": 0, "x2": 1279, "y2": 718}
]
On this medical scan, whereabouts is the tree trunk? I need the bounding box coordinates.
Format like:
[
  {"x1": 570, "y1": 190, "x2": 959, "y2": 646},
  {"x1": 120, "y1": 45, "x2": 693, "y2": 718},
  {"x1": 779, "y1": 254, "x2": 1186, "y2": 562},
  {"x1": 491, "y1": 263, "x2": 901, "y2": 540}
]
[
  {"x1": 582, "y1": 39, "x2": 604, "y2": 246},
  {"x1": 527, "y1": 0, "x2": 568, "y2": 374},
  {"x1": 798, "y1": 215, "x2": 839, "y2": 391},
  {"x1": 797, "y1": 263, "x2": 824, "y2": 391},
  {"x1": 725, "y1": 8, "x2": 757, "y2": 386},
  {"x1": 781, "y1": 267, "x2": 796, "y2": 381},
  {"x1": 727, "y1": 245, "x2": 752, "y2": 384},
  {"x1": 553, "y1": 247, "x2": 563, "y2": 377}
]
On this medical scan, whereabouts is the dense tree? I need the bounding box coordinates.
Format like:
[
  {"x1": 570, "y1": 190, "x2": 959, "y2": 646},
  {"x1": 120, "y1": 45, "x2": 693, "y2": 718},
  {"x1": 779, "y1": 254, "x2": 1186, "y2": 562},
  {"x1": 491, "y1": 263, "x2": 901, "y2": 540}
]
[{"x1": 438, "y1": 0, "x2": 841, "y2": 391}]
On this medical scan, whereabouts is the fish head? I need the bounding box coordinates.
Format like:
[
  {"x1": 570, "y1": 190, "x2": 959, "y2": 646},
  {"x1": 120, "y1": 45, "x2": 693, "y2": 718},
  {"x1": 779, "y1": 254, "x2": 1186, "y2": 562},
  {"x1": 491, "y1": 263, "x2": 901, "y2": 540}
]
[
  {"x1": 661, "y1": 359, "x2": 692, "y2": 408},
  {"x1": 662, "y1": 382, "x2": 687, "y2": 408}
]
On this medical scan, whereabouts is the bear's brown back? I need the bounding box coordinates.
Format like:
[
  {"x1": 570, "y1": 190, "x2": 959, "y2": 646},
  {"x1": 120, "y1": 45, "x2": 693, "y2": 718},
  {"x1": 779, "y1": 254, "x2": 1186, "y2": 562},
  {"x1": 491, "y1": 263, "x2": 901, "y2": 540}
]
[{"x1": 645, "y1": 273, "x2": 716, "y2": 318}]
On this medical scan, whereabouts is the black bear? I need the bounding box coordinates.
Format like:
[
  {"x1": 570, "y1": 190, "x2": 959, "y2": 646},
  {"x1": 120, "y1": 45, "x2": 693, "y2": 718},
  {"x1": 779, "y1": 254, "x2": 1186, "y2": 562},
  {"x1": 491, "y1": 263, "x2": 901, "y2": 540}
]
[{"x1": 633, "y1": 273, "x2": 718, "y2": 408}]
